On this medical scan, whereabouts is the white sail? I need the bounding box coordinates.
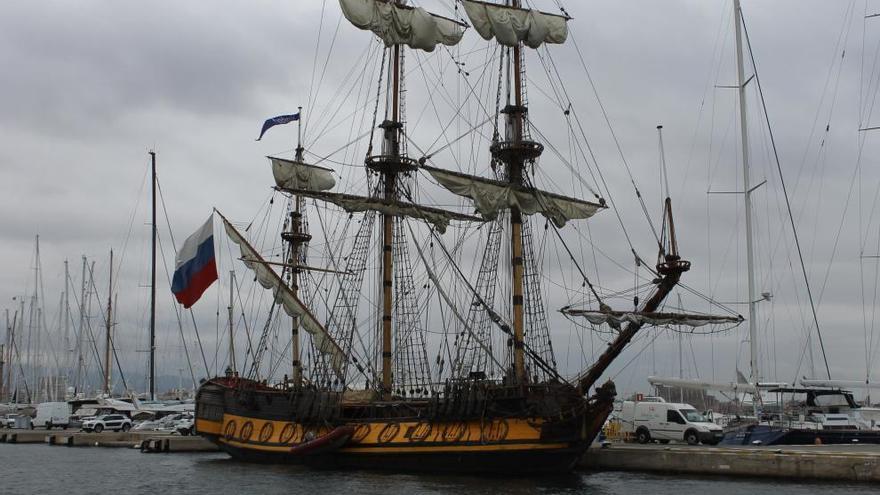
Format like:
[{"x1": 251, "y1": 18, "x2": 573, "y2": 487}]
[
  {"x1": 219, "y1": 212, "x2": 347, "y2": 380},
  {"x1": 280, "y1": 188, "x2": 482, "y2": 234},
  {"x1": 270, "y1": 157, "x2": 336, "y2": 192},
  {"x1": 461, "y1": 0, "x2": 568, "y2": 48},
  {"x1": 423, "y1": 165, "x2": 601, "y2": 228},
  {"x1": 565, "y1": 310, "x2": 743, "y2": 328},
  {"x1": 339, "y1": 0, "x2": 464, "y2": 52}
]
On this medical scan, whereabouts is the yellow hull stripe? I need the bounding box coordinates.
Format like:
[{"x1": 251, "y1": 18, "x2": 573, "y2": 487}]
[{"x1": 207, "y1": 413, "x2": 546, "y2": 446}]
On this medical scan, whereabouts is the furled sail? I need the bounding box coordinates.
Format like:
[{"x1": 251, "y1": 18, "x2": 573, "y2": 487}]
[
  {"x1": 218, "y1": 211, "x2": 347, "y2": 380},
  {"x1": 647, "y1": 376, "x2": 758, "y2": 394},
  {"x1": 563, "y1": 309, "x2": 744, "y2": 328},
  {"x1": 461, "y1": 0, "x2": 568, "y2": 48},
  {"x1": 339, "y1": 0, "x2": 465, "y2": 52},
  {"x1": 422, "y1": 165, "x2": 602, "y2": 228},
  {"x1": 279, "y1": 188, "x2": 483, "y2": 234},
  {"x1": 270, "y1": 156, "x2": 336, "y2": 192}
]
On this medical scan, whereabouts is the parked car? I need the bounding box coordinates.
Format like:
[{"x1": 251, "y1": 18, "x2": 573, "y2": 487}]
[
  {"x1": 4, "y1": 414, "x2": 18, "y2": 429},
  {"x1": 620, "y1": 398, "x2": 723, "y2": 445},
  {"x1": 81, "y1": 414, "x2": 132, "y2": 433},
  {"x1": 33, "y1": 402, "x2": 71, "y2": 429}
]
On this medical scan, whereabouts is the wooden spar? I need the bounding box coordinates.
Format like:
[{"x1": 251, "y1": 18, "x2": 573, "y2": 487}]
[
  {"x1": 509, "y1": 0, "x2": 526, "y2": 383},
  {"x1": 576, "y1": 203, "x2": 691, "y2": 394},
  {"x1": 103, "y1": 249, "x2": 113, "y2": 395},
  {"x1": 289, "y1": 209, "x2": 303, "y2": 387},
  {"x1": 380, "y1": 40, "x2": 401, "y2": 401},
  {"x1": 149, "y1": 151, "x2": 157, "y2": 401},
  {"x1": 240, "y1": 258, "x2": 352, "y2": 275},
  {"x1": 290, "y1": 106, "x2": 306, "y2": 387}
]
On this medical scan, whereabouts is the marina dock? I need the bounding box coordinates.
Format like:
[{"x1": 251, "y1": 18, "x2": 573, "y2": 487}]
[
  {"x1": 582, "y1": 443, "x2": 880, "y2": 482},
  {"x1": 0, "y1": 429, "x2": 218, "y2": 452}
]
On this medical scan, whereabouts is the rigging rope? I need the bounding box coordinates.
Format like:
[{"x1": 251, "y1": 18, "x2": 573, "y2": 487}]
[{"x1": 741, "y1": 16, "x2": 832, "y2": 380}]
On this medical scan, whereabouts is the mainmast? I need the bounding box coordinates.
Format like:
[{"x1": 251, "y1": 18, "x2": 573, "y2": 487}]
[
  {"x1": 491, "y1": 0, "x2": 545, "y2": 383},
  {"x1": 510, "y1": 0, "x2": 526, "y2": 383},
  {"x1": 149, "y1": 150, "x2": 157, "y2": 401},
  {"x1": 378, "y1": 38, "x2": 404, "y2": 400},
  {"x1": 734, "y1": 0, "x2": 759, "y2": 388}
]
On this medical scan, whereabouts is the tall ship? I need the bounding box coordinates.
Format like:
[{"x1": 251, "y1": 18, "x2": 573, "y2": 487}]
[{"x1": 194, "y1": 0, "x2": 730, "y2": 473}]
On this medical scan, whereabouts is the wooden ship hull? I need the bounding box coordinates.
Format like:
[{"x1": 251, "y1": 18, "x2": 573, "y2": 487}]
[{"x1": 195, "y1": 377, "x2": 616, "y2": 473}]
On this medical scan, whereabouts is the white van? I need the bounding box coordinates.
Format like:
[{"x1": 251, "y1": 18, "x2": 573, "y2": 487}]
[
  {"x1": 620, "y1": 398, "x2": 723, "y2": 445},
  {"x1": 33, "y1": 402, "x2": 71, "y2": 429}
]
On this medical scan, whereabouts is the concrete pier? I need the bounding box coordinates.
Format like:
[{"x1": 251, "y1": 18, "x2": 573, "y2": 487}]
[
  {"x1": 1, "y1": 431, "x2": 48, "y2": 444},
  {"x1": 0, "y1": 429, "x2": 218, "y2": 453},
  {"x1": 582, "y1": 444, "x2": 880, "y2": 482}
]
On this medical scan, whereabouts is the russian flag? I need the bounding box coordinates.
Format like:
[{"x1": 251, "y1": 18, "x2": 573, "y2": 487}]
[{"x1": 172, "y1": 216, "x2": 218, "y2": 308}]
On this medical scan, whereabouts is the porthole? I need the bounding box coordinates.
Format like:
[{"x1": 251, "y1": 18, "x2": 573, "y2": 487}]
[
  {"x1": 259, "y1": 422, "x2": 274, "y2": 443},
  {"x1": 239, "y1": 421, "x2": 254, "y2": 441}
]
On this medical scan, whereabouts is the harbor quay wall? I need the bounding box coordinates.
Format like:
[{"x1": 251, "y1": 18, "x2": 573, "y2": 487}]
[
  {"x1": 581, "y1": 444, "x2": 880, "y2": 482},
  {"x1": 0, "y1": 429, "x2": 217, "y2": 452}
]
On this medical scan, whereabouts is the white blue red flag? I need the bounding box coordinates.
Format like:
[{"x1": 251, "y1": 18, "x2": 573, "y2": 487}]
[
  {"x1": 256, "y1": 112, "x2": 300, "y2": 141},
  {"x1": 172, "y1": 216, "x2": 218, "y2": 308}
]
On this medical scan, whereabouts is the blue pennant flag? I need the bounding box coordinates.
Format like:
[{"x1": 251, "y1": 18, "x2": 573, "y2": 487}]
[{"x1": 256, "y1": 112, "x2": 300, "y2": 141}]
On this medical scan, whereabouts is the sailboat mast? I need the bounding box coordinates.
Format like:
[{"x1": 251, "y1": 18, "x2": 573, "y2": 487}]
[
  {"x1": 103, "y1": 249, "x2": 113, "y2": 395},
  {"x1": 63, "y1": 259, "x2": 69, "y2": 388},
  {"x1": 734, "y1": 0, "x2": 759, "y2": 388},
  {"x1": 149, "y1": 150, "x2": 157, "y2": 400},
  {"x1": 1, "y1": 309, "x2": 7, "y2": 402},
  {"x1": 75, "y1": 256, "x2": 86, "y2": 393}
]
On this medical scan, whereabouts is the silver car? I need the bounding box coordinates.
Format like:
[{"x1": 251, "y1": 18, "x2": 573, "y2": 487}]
[{"x1": 81, "y1": 414, "x2": 132, "y2": 433}]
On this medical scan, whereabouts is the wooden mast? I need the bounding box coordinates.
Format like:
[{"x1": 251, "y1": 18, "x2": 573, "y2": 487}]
[
  {"x1": 103, "y1": 249, "x2": 113, "y2": 395},
  {"x1": 288, "y1": 106, "x2": 307, "y2": 388},
  {"x1": 379, "y1": 41, "x2": 401, "y2": 401},
  {"x1": 509, "y1": 0, "x2": 527, "y2": 383},
  {"x1": 149, "y1": 150, "x2": 157, "y2": 400}
]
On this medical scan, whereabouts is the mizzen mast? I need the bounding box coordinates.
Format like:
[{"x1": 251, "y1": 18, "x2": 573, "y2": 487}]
[{"x1": 282, "y1": 106, "x2": 310, "y2": 388}]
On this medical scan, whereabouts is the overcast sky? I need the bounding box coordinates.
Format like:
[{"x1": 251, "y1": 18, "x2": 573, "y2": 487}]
[{"x1": 2, "y1": 0, "x2": 879, "y2": 399}]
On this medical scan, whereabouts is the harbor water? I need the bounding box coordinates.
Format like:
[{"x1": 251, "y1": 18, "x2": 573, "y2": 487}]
[{"x1": 0, "y1": 444, "x2": 876, "y2": 495}]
